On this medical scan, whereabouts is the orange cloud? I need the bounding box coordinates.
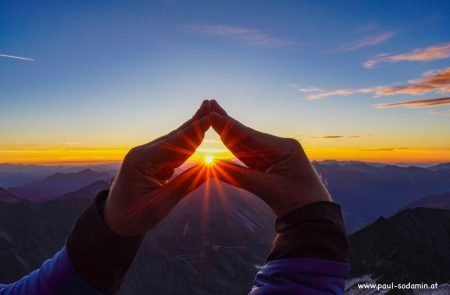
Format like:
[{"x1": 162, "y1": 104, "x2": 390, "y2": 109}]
[
  {"x1": 364, "y1": 43, "x2": 450, "y2": 68},
  {"x1": 333, "y1": 31, "x2": 396, "y2": 52},
  {"x1": 376, "y1": 97, "x2": 450, "y2": 109},
  {"x1": 303, "y1": 67, "x2": 450, "y2": 100},
  {"x1": 375, "y1": 67, "x2": 450, "y2": 96}
]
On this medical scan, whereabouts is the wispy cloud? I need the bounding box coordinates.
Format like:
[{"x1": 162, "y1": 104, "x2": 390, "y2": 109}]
[
  {"x1": 0, "y1": 53, "x2": 34, "y2": 61},
  {"x1": 298, "y1": 67, "x2": 450, "y2": 100},
  {"x1": 306, "y1": 89, "x2": 359, "y2": 100},
  {"x1": 359, "y1": 147, "x2": 410, "y2": 152},
  {"x1": 374, "y1": 67, "x2": 450, "y2": 96},
  {"x1": 308, "y1": 135, "x2": 344, "y2": 139},
  {"x1": 376, "y1": 97, "x2": 450, "y2": 109},
  {"x1": 333, "y1": 31, "x2": 396, "y2": 52},
  {"x1": 288, "y1": 84, "x2": 323, "y2": 93},
  {"x1": 364, "y1": 43, "x2": 450, "y2": 68},
  {"x1": 428, "y1": 109, "x2": 450, "y2": 116},
  {"x1": 186, "y1": 24, "x2": 291, "y2": 48},
  {"x1": 296, "y1": 134, "x2": 372, "y2": 140}
]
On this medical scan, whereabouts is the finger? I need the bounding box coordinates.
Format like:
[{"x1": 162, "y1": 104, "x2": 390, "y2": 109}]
[
  {"x1": 209, "y1": 112, "x2": 273, "y2": 170},
  {"x1": 151, "y1": 100, "x2": 211, "y2": 144},
  {"x1": 157, "y1": 115, "x2": 211, "y2": 166},
  {"x1": 152, "y1": 166, "x2": 175, "y2": 181},
  {"x1": 193, "y1": 99, "x2": 212, "y2": 119},
  {"x1": 136, "y1": 165, "x2": 208, "y2": 231},
  {"x1": 211, "y1": 161, "x2": 274, "y2": 199},
  {"x1": 153, "y1": 165, "x2": 208, "y2": 204},
  {"x1": 210, "y1": 99, "x2": 228, "y2": 116}
]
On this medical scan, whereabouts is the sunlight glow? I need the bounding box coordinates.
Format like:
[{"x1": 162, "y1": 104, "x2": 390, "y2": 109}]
[{"x1": 204, "y1": 154, "x2": 215, "y2": 165}]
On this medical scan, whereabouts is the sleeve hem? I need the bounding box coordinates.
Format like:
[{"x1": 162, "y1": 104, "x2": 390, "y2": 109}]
[{"x1": 266, "y1": 201, "x2": 349, "y2": 263}]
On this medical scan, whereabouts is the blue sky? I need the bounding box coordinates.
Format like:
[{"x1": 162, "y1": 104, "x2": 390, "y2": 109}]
[{"x1": 1, "y1": 0, "x2": 449, "y2": 164}]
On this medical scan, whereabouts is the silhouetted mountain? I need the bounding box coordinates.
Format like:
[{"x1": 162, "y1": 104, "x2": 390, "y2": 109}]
[
  {"x1": 9, "y1": 169, "x2": 112, "y2": 202},
  {"x1": 402, "y1": 192, "x2": 450, "y2": 211},
  {"x1": 313, "y1": 161, "x2": 450, "y2": 232},
  {"x1": 0, "y1": 182, "x2": 274, "y2": 295},
  {"x1": 0, "y1": 179, "x2": 110, "y2": 279},
  {"x1": 0, "y1": 197, "x2": 83, "y2": 283},
  {"x1": 59, "y1": 180, "x2": 110, "y2": 207},
  {"x1": 0, "y1": 187, "x2": 21, "y2": 204},
  {"x1": 0, "y1": 163, "x2": 119, "y2": 188},
  {"x1": 349, "y1": 208, "x2": 450, "y2": 287},
  {"x1": 0, "y1": 172, "x2": 40, "y2": 188}
]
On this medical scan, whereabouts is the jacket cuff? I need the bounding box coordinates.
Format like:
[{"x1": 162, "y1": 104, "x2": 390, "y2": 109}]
[
  {"x1": 266, "y1": 201, "x2": 349, "y2": 263},
  {"x1": 66, "y1": 190, "x2": 144, "y2": 294}
]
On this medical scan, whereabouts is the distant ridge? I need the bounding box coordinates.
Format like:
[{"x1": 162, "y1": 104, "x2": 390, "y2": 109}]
[
  {"x1": 429, "y1": 162, "x2": 450, "y2": 171},
  {"x1": 313, "y1": 161, "x2": 450, "y2": 232},
  {"x1": 60, "y1": 180, "x2": 110, "y2": 207},
  {"x1": 402, "y1": 191, "x2": 450, "y2": 211},
  {"x1": 9, "y1": 169, "x2": 112, "y2": 202},
  {"x1": 0, "y1": 187, "x2": 21, "y2": 204}
]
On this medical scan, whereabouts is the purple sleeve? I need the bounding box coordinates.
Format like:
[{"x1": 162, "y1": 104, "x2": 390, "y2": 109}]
[
  {"x1": 1, "y1": 191, "x2": 143, "y2": 295},
  {"x1": 250, "y1": 258, "x2": 349, "y2": 295},
  {"x1": 0, "y1": 247, "x2": 104, "y2": 295},
  {"x1": 250, "y1": 201, "x2": 350, "y2": 294}
]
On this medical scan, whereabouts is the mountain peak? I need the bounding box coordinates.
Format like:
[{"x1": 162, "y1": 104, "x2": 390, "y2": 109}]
[
  {"x1": 349, "y1": 207, "x2": 450, "y2": 284},
  {"x1": 9, "y1": 169, "x2": 112, "y2": 202},
  {"x1": 402, "y1": 191, "x2": 450, "y2": 211}
]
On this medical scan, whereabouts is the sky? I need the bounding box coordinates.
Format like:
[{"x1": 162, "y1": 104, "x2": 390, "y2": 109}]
[{"x1": 1, "y1": 0, "x2": 449, "y2": 165}]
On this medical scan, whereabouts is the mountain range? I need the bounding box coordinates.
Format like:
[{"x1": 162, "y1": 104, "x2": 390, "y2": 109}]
[
  {"x1": 402, "y1": 191, "x2": 450, "y2": 211},
  {"x1": 1, "y1": 161, "x2": 450, "y2": 294},
  {"x1": 8, "y1": 169, "x2": 112, "y2": 202},
  {"x1": 0, "y1": 187, "x2": 21, "y2": 204},
  {"x1": 0, "y1": 181, "x2": 275, "y2": 295},
  {"x1": 313, "y1": 161, "x2": 450, "y2": 231}
]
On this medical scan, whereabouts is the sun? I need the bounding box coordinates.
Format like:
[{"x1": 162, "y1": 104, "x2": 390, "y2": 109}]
[{"x1": 204, "y1": 154, "x2": 215, "y2": 165}]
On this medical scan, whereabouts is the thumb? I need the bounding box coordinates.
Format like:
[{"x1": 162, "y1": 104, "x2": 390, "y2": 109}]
[{"x1": 211, "y1": 161, "x2": 274, "y2": 200}]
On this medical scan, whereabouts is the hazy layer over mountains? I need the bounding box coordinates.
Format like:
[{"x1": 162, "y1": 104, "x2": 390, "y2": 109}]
[{"x1": 2, "y1": 161, "x2": 450, "y2": 232}]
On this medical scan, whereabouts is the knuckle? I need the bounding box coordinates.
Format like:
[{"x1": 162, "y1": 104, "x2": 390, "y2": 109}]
[
  {"x1": 126, "y1": 146, "x2": 140, "y2": 157},
  {"x1": 286, "y1": 138, "x2": 302, "y2": 151}
]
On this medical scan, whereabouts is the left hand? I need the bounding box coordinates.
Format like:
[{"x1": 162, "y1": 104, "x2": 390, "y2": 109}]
[{"x1": 104, "y1": 100, "x2": 212, "y2": 237}]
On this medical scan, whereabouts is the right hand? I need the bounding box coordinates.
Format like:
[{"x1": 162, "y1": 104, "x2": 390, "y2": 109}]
[{"x1": 209, "y1": 100, "x2": 332, "y2": 218}]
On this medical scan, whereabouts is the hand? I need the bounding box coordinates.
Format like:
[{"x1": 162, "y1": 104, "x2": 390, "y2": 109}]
[
  {"x1": 209, "y1": 100, "x2": 332, "y2": 218},
  {"x1": 104, "y1": 101, "x2": 212, "y2": 237}
]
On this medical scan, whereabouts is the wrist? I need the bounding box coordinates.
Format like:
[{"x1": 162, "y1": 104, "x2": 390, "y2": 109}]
[
  {"x1": 276, "y1": 184, "x2": 332, "y2": 218},
  {"x1": 104, "y1": 194, "x2": 136, "y2": 238}
]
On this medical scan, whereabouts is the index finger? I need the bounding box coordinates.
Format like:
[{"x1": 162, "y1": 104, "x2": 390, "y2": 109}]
[
  {"x1": 155, "y1": 115, "x2": 211, "y2": 166},
  {"x1": 152, "y1": 100, "x2": 211, "y2": 144},
  {"x1": 210, "y1": 111, "x2": 288, "y2": 169}
]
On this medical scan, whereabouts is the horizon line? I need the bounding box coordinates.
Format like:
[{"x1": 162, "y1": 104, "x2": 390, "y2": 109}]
[{"x1": 1, "y1": 158, "x2": 448, "y2": 167}]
